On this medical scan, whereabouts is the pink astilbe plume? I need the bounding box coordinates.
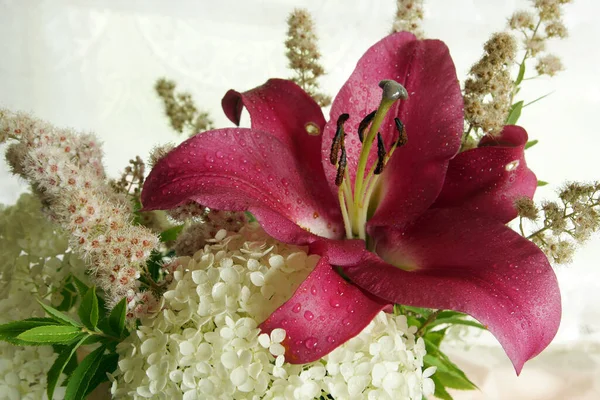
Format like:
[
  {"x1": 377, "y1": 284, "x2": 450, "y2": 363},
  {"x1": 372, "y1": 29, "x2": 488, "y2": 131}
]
[{"x1": 1, "y1": 109, "x2": 159, "y2": 315}]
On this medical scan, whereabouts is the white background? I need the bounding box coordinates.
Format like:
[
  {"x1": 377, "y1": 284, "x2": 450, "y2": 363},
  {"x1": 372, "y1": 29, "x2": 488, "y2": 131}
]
[{"x1": 0, "y1": 0, "x2": 599, "y2": 398}]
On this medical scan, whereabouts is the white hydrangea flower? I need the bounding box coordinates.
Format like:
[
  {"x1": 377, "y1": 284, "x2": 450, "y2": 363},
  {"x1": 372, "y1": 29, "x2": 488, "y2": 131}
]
[
  {"x1": 0, "y1": 193, "x2": 85, "y2": 399},
  {"x1": 111, "y1": 223, "x2": 434, "y2": 399}
]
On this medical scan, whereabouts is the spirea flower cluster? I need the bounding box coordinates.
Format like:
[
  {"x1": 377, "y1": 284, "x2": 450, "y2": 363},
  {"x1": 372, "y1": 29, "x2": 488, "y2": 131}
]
[
  {"x1": 0, "y1": 110, "x2": 160, "y2": 310},
  {"x1": 0, "y1": 193, "x2": 86, "y2": 399},
  {"x1": 111, "y1": 224, "x2": 433, "y2": 399}
]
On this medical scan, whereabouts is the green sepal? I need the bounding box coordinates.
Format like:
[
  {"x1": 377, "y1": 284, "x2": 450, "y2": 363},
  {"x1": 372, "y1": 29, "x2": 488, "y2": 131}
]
[
  {"x1": 47, "y1": 335, "x2": 88, "y2": 400},
  {"x1": 37, "y1": 300, "x2": 81, "y2": 327},
  {"x1": 537, "y1": 180, "x2": 548, "y2": 187},
  {"x1": 506, "y1": 101, "x2": 524, "y2": 125},
  {"x1": 17, "y1": 325, "x2": 84, "y2": 345},
  {"x1": 65, "y1": 345, "x2": 106, "y2": 400},
  {"x1": 0, "y1": 318, "x2": 59, "y2": 345},
  {"x1": 525, "y1": 139, "x2": 538, "y2": 150},
  {"x1": 78, "y1": 286, "x2": 99, "y2": 330}
]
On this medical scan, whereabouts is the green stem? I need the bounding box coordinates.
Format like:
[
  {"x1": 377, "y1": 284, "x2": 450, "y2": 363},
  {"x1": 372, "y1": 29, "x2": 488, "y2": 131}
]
[{"x1": 416, "y1": 310, "x2": 442, "y2": 337}]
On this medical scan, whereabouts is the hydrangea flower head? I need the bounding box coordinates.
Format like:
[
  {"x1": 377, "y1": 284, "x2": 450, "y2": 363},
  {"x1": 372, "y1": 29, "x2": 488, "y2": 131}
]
[{"x1": 142, "y1": 32, "x2": 561, "y2": 374}]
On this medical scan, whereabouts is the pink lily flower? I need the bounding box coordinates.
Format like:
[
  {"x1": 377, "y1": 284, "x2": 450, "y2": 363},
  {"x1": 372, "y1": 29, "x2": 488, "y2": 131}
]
[{"x1": 141, "y1": 32, "x2": 560, "y2": 374}]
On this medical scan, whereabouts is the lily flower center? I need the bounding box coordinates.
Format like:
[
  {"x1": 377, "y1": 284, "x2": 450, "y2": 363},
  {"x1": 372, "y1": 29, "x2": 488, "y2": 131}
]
[{"x1": 329, "y1": 80, "x2": 408, "y2": 241}]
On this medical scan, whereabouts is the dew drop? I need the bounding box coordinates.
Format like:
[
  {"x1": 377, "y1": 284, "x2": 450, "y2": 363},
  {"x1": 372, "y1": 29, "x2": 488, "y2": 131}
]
[
  {"x1": 329, "y1": 298, "x2": 341, "y2": 308},
  {"x1": 292, "y1": 303, "x2": 302, "y2": 313},
  {"x1": 310, "y1": 285, "x2": 317, "y2": 295},
  {"x1": 216, "y1": 151, "x2": 224, "y2": 159},
  {"x1": 305, "y1": 337, "x2": 318, "y2": 349},
  {"x1": 342, "y1": 318, "x2": 351, "y2": 326},
  {"x1": 304, "y1": 311, "x2": 314, "y2": 321},
  {"x1": 505, "y1": 160, "x2": 520, "y2": 171},
  {"x1": 326, "y1": 336, "x2": 335, "y2": 344},
  {"x1": 313, "y1": 211, "x2": 319, "y2": 219}
]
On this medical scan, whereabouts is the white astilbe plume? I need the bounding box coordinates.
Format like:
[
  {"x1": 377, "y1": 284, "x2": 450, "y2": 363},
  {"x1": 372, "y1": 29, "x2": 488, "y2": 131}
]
[
  {"x1": 111, "y1": 224, "x2": 434, "y2": 399},
  {"x1": 0, "y1": 109, "x2": 159, "y2": 312}
]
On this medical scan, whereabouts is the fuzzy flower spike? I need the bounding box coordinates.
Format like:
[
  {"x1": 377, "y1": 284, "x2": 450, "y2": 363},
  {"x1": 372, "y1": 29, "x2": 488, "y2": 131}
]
[{"x1": 142, "y1": 32, "x2": 561, "y2": 374}]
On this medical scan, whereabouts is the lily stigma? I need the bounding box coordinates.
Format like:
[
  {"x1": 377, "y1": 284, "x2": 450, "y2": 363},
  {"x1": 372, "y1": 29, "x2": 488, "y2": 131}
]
[
  {"x1": 332, "y1": 79, "x2": 409, "y2": 244},
  {"x1": 141, "y1": 32, "x2": 561, "y2": 374}
]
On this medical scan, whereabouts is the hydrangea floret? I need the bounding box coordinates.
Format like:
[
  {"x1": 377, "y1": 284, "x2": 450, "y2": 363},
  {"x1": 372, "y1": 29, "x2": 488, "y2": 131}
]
[
  {"x1": 141, "y1": 32, "x2": 561, "y2": 374},
  {"x1": 111, "y1": 224, "x2": 434, "y2": 399}
]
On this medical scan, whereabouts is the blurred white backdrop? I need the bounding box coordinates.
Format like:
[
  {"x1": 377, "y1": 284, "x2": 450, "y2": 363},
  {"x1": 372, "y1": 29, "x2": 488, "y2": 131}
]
[{"x1": 0, "y1": 0, "x2": 599, "y2": 398}]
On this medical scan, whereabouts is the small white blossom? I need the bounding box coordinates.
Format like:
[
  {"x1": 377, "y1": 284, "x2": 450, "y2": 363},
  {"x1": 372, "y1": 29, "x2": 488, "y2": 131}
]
[{"x1": 112, "y1": 224, "x2": 433, "y2": 399}]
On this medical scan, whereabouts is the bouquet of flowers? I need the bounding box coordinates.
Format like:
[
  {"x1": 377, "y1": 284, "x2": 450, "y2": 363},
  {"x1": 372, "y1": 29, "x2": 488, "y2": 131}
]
[{"x1": 0, "y1": 0, "x2": 596, "y2": 399}]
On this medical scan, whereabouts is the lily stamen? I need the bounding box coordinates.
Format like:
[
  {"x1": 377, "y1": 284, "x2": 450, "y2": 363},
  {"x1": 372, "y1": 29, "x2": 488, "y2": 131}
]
[
  {"x1": 374, "y1": 133, "x2": 386, "y2": 175},
  {"x1": 330, "y1": 113, "x2": 349, "y2": 165},
  {"x1": 358, "y1": 110, "x2": 376, "y2": 143}
]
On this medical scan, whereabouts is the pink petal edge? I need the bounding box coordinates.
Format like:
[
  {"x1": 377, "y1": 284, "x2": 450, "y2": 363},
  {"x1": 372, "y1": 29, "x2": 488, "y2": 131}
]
[
  {"x1": 433, "y1": 125, "x2": 537, "y2": 223},
  {"x1": 260, "y1": 256, "x2": 390, "y2": 364},
  {"x1": 140, "y1": 128, "x2": 344, "y2": 244},
  {"x1": 321, "y1": 32, "x2": 463, "y2": 228},
  {"x1": 352, "y1": 208, "x2": 561, "y2": 374}
]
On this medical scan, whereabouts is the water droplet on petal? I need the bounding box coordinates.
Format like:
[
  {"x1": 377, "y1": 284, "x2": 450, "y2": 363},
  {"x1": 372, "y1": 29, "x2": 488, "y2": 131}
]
[
  {"x1": 505, "y1": 160, "x2": 520, "y2": 171},
  {"x1": 326, "y1": 336, "x2": 335, "y2": 344},
  {"x1": 292, "y1": 303, "x2": 302, "y2": 313},
  {"x1": 310, "y1": 285, "x2": 317, "y2": 295},
  {"x1": 304, "y1": 311, "x2": 314, "y2": 321},
  {"x1": 304, "y1": 337, "x2": 318, "y2": 349}
]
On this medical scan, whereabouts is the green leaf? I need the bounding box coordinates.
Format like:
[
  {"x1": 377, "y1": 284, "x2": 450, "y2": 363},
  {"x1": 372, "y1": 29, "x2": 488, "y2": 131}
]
[
  {"x1": 424, "y1": 355, "x2": 477, "y2": 390},
  {"x1": 402, "y1": 305, "x2": 434, "y2": 317},
  {"x1": 506, "y1": 101, "x2": 524, "y2": 125},
  {"x1": 108, "y1": 297, "x2": 127, "y2": 337},
  {"x1": 537, "y1": 180, "x2": 549, "y2": 187},
  {"x1": 17, "y1": 325, "x2": 83, "y2": 344},
  {"x1": 85, "y1": 353, "x2": 119, "y2": 396},
  {"x1": 71, "y1": 276, "x2": 90, "y2": 297},
  {"x1": 428, "y1": 317, "x2": 486, "y2": 330},
  {"x1": 525, "y1": 139, "x2": 538, "y2": 150},
  {"x1": 431, "y1": 374, "x2": 454, "y2": 400},
  {"x1": 424, "y1": 338, "x2": 478, "y2": 390},
  {"x1": 159, "y1": 224, "x2": 184, "y2": 242},
  {"x1": 47, "y1": 335, "x2": 88, "y2": 400},
  {"x1": 515, "y1": 62, "x2": 526, "y2": 86},
  {"x1": 423, "y1": 329, "x2": 447, "y2": 348},
  {"x1": 78, "y1": 286, "x2": 99, "y2": 330},
  {"x1": 56, "y1": 281, "x2": 78, "y2": 312},
  {"x1": 245, "y1": 211, "x2": 256, "y2": 222},
  {"x1": 523, "y1": 91, "x2": 553, "y2": 108},
  {"x1": 65, "y1": 345, "x2": 106, "y2": 400},
  {"x1": 146, "y1": 249, "x2": 164, "y2": 282},
  {"x1": 0, "y1": 318, "x2": 59, "y2": 345},
  {"x1": 37, "y1": 300, "x2": 81, "y2": 327}
]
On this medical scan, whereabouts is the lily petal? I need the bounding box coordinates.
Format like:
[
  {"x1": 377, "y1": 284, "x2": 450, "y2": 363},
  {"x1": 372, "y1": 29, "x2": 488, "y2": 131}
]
[
  {"x1": 222, "y1": 78, "x2": 328, "y2": 185},
  {"x1": 348, "y1": 208, "x2": 561, "y2": 374},
  {"x1": 322, "y1": 32, "x2": 463, "y2": 226},
  {"x1": 433, "y1": 125, "x2": 537, "y2": 223},
  {"x1": 260, "y1": 256, "x2": 390, "y2": 364},
  {"x1": 141, "y1": 128, "x2": 344, "y2": 243}
]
